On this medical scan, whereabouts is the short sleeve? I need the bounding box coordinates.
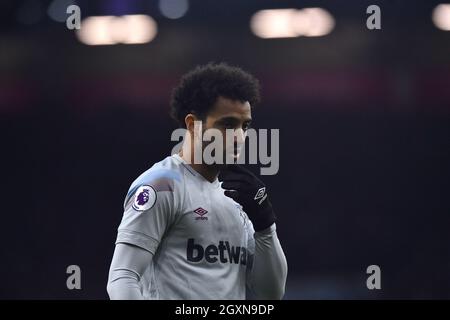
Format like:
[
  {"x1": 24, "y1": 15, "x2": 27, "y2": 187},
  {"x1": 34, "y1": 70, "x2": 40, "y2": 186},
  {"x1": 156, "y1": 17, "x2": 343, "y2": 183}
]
[{"x1": 115, "y1": 169, "x2": 181, "y2": 254}]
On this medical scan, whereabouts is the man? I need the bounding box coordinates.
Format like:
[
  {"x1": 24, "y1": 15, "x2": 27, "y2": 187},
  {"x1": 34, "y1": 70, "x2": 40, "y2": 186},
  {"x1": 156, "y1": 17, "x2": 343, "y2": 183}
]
[{"x1": 107, "y1": 63, "x2": 287, "y2": 299}]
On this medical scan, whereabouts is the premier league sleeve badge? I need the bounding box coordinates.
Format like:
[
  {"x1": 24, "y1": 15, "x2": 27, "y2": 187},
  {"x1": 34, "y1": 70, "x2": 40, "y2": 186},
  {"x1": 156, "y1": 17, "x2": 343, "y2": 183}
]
[{"x1": 132, "y1": 185, "x2": 157, "y2": 212}]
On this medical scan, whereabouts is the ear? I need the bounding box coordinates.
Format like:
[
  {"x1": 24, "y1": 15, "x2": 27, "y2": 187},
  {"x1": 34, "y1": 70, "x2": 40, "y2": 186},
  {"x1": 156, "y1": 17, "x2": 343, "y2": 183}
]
[{"x1": 184, "y1": 113, "x2": 198, "y2": 133}]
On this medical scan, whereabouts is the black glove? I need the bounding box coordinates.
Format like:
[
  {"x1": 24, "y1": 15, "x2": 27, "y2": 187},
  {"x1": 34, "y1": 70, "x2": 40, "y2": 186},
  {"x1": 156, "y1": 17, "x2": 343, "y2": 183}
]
[{"x1": 219, "y1": 164, "x2": 276, "y2": 232}]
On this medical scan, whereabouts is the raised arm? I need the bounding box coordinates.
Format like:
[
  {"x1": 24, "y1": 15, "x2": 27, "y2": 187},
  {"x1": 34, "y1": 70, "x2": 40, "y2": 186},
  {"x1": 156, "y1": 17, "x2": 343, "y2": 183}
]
[{"x1": 220, "y1": 164, "x2": 288, "y2": 299}]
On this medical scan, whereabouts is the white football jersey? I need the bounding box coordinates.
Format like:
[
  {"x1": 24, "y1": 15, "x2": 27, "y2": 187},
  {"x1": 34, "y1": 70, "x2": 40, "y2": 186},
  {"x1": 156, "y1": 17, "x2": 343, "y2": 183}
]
[{"x1": 115, "y1": 154, "x2": 255, "y2": 299}]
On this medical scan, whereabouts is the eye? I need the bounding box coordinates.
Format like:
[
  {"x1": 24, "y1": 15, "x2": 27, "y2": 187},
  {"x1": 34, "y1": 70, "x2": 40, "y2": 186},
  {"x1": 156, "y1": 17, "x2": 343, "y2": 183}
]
[{"x1": 221, "y1": 121, "x2": 236, "y2": 129}]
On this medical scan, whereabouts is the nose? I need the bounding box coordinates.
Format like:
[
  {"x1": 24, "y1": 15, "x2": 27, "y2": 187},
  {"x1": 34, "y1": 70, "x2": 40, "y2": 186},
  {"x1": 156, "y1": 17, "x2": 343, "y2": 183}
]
[{"x1": 234, "y1": 128, "x2": 246, "y2": 146}]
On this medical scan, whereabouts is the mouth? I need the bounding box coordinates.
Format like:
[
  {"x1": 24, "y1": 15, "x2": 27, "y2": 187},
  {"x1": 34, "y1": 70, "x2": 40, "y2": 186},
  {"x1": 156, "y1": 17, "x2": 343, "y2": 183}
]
[{"x1": 225, "y1": 143, "x2": 242, "y2": 159}]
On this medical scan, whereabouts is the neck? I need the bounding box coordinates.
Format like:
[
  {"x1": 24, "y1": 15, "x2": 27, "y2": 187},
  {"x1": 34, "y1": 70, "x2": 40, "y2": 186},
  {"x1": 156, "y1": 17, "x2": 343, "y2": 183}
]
[
  {"x1": 179, "y1": 149, "x2": 219, "y2": 183},
  {"x1": 190, "y1": 162, "x2": 220, "y2": 183}
]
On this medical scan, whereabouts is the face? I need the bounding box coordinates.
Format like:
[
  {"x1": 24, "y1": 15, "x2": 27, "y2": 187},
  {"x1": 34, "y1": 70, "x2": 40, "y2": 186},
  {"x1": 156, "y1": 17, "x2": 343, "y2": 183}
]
[{"x1": 202, "y1": 96, "x2": 252, "y2": 163}]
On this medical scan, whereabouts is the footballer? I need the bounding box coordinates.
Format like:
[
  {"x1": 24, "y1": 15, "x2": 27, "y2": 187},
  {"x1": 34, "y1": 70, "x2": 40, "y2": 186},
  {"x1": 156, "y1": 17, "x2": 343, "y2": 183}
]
[{"x1": 107, "y1": 63, "x2": 288, "y2": 299}]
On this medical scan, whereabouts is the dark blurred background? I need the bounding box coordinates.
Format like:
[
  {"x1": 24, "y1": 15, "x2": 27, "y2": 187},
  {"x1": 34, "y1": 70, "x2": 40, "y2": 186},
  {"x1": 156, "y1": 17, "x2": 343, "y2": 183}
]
[{"x1": 1, "y1": 0, "x2": 449, "y2": 299}]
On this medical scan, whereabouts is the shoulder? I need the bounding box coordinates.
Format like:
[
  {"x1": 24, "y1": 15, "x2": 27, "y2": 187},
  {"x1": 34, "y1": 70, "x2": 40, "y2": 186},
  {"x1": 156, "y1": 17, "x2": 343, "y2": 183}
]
[
  {"x1": 123, "y1": 155, "x2": 187, "y2": 209},
  {"x1": 132, "y1": 155, "x2": 183, "y2": 188}
]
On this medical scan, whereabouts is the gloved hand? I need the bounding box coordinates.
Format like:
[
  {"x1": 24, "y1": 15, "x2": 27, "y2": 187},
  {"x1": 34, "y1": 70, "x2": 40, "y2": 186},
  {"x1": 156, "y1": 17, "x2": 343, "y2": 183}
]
[{"x1": 219, "y1": 164, "x2": 276, "y2": 232}]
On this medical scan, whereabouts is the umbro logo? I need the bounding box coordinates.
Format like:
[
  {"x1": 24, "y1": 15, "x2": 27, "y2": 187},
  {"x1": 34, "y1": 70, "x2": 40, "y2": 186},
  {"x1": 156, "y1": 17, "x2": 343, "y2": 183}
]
[
  {"x1": 194, "y1": 207, "x2": 208, "y2": 220},
  {"x1": 254, "y1": 187, "x2": 267, "y2": 205}
]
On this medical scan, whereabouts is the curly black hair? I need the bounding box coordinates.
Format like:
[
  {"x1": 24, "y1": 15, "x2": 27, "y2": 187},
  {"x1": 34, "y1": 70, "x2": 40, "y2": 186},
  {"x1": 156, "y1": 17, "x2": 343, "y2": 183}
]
[{"x1": 170, "y1": 63, "x2": 261, "y2": 128}]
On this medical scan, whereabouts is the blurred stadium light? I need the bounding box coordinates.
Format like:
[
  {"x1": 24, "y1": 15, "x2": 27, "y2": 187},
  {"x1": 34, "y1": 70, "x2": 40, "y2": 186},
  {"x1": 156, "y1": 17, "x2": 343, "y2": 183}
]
[
  {"x1": 76, "y1": 15, "x2": 157, "y2": 45},
  {"x1": 159, "y1": 0, "x2": 189, "y2": 19},
  {"x1": 294, "y1": 8, "x2": 335, "y2": 37},
  {"x1": 250, "y1": 8, "x2": 335, "y2": 39},
  {"x1": 250, "y1": 9, "x2": 298, "y2": 38},
  {"x1": 48, "y1": 0, "x2": 77, "y2": 23},
  {"x1": 432, "y1": 4, "x2": 450, "y2": 31}
]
